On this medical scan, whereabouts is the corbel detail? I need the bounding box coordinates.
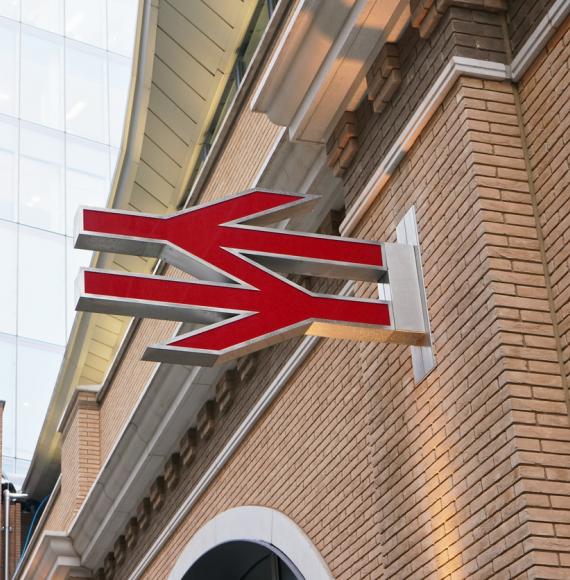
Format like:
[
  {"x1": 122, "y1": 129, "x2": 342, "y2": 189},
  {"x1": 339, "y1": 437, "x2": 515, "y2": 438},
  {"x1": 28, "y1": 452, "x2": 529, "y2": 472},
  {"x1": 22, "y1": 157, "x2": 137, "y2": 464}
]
[
  {"x1": 325, "y1": 112, "x2": 359, "y2": 177},
  {"x1": 366, "y1": 43, "x2": 401, "y2": 114},
  {"x1": 197, "y1": 400, "x2": 218, "y2": 440},
  {"x1": 411, "y1": 0, "x2": 507, "y2": 38},
  {"x1": 164, "y1": 453, "x2": 182, "y2": 491},
  {"x1": 216, "y1": 369, "x2": 241, "y2": 415},
  {"x1": 179, "y1": 428, "x2": 198, "y2": 467}
]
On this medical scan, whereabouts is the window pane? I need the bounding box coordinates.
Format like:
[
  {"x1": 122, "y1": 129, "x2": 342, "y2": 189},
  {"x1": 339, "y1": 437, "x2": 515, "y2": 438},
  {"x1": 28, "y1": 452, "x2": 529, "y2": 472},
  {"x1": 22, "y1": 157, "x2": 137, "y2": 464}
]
[
  {"x1": 65, "y1": 0, "x2": 106, "y2": 49},
  {"x1": 18, "y1": 225, "x2": 66, "y2": 344},
  {"x1": 65, "y1": 40, "x2": 109, "y2": 143},
  {"x1": 66, "y1": 238, "x2": 92, "y2": 337},
  {"x1": 0, "y1": 0, "x2": 19, "y2": 19},
  {"x1": 0, "y1": 115, "x2": 19, "y2": 221},
  {"x1": 21, "y1": 26, "x2": 64, "y2": 129},
  {"x1": 0, "y1": 17, "x2": 20, "y2": 117},
  {"x1": 19, "y1": 123, "x2": 65, "y2": 233},
  {"x1": 0, "y1": 333, "x2": 16, "y2": 462},
  {"x1": 109, "y1": 54, "x2": 131, "y2": 148},
  {"x1": 66, "y1": 136, "x2": 110, "y2": 235},
  {"x1": 108, "y1": 0, "x2": 137, "y2": 57},
  {"x1": 16, "y1": 336, "x2": 64, "y2": 461},
  {"x1": 0, "y1": 221, "x2": 17, "y2": 335},
  {"x1": 22, "y1": 0, "x2": 63, "y2": 34}
]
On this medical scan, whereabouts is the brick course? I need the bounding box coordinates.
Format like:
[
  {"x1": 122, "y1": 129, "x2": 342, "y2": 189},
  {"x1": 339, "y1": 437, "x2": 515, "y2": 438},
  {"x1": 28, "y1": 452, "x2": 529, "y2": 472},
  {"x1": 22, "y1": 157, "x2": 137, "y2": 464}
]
[
  {"x1": 507, "y1": 0, "x2": 557, "y2": 55},
  {"x1": 519, "y1": 14, "x2": 570, "y2": 420}
]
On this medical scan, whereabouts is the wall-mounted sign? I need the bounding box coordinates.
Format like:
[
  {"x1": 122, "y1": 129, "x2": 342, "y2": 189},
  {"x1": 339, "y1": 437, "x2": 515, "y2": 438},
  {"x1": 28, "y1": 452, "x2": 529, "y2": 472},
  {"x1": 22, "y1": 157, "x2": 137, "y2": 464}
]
[{"x1": 75, "y1": 190, "x2": 427, "y2": 366}]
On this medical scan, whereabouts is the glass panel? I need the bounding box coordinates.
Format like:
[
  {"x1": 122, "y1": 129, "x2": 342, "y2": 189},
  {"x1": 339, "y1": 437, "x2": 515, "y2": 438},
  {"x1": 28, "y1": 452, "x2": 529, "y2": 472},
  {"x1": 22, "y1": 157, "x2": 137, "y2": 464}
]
[
  {"x1": 22, "y1": 0, "x2": 63, "y2": 34},
  {"x1": 0, "y1": 333, "x2": 17, "y2": 462},
  {"x1": 18, "y1": 225, "x2": 66, "y2": 345},
  {"x1": 20, "y1": 26, "x2": 64, "y2": 129},
  {"x1": 108, "y1": 54, "x2": 131, "y2": 148},
  {"x1": 65, "y1": 40, "x2": 109, "y2": 143},
  {"x1": 14, "y1": 458, "x2": 31, "y2": 483},
  {"x1": 240, "y1": 3, "x2": 270, "y2": 73},
  {"x1": 0, "y1": 17, "x2": 20, "y2": 117},
  {"x1": 0, "y1": 221, "x2": 17, "y2": 335},
  {"x1": 19, "y1": 123, "x2": 65, "y2": 233},
  {"x1": 108, "y1": 0, "x2": 137, "y2": 57},
  {"x1": 65, "y1": 0, "x2": 106, "y2": 49},
  {"x1": 0, "y1": 0, "x2": 19, "y2": 19},
  {"x1": 66, "y1": 135, "x2": 110, "y2": 234},
  {"x1": 0, "y1": 115, "x2": 19, "y2": 221},
  {"x1": 66, "y1": 237, "x2": 91, "y2": 337},
  {"x1": 16, "y1": 336, "x2": 64, "y2": 461}
]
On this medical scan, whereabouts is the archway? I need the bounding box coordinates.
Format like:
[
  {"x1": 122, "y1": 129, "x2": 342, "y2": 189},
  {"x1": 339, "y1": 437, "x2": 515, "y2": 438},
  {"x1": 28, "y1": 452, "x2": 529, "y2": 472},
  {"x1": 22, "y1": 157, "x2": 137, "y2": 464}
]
[
  {"x1": 182, "y1": 540, "x2": 299, "y2": 580},
  {"x1": 168, "y1": 506, "x2": 333, "y2": 580}
]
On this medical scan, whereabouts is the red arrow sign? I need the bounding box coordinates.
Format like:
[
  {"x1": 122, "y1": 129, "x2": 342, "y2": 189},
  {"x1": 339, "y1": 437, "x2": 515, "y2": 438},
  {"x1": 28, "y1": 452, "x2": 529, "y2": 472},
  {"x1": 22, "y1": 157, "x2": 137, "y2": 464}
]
[{"x1": 75, "y1": 190, "x2": 411, "y2": 365}]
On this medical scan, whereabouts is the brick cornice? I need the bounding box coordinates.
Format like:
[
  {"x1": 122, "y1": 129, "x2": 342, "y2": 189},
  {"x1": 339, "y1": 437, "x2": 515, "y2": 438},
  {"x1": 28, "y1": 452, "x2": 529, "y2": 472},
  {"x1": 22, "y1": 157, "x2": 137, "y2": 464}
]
[
  {"x1": 510, "y1": 0, "x2": 570, "y2": 80},
  {"x1": 411, "y1": 0, "x2": 507, "y2": 38},
  {"x1": 341, "y1": 56, "x2": 510, "y2": 235}
]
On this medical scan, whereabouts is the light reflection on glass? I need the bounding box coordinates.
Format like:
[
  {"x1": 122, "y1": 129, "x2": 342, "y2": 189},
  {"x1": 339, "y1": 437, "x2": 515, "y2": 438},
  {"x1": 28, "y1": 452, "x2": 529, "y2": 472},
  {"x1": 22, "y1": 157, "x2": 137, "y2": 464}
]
[{"x1": 0, "y1": 0, "x2": 137, "y2": 484}]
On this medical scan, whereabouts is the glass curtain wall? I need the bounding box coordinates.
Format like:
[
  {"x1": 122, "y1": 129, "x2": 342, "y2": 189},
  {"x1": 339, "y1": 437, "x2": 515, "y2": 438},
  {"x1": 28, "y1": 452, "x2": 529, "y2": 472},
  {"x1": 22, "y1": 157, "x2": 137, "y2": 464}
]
[{"x1": 0, "y1": 0, "x2": 138, "y2": 486}]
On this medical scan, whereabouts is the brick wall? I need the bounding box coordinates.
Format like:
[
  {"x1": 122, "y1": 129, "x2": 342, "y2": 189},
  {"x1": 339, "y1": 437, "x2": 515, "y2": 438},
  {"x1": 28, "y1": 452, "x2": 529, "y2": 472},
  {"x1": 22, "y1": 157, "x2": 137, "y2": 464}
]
[
  {"x1": 520, "y1": 14, "x2": 570, "y2": 421},
  {"x1": 114, "y1": 73, "x2": 568, "y2": 578},
  {"x1": 507, "y1": 0, "x2": 557, "y2": 55},
  {"x1": 136, "y1": 338, "x2": 383, "y2": 579},
  {"x1": 200, "y1": 95, "x2": 283, "y2": 203},
  {"x1": 56, "y1": 391, "x2": 101, "y2": 530},
  {"x1": 344, "y1": 5, "x2": 507, "y2": 209},
  {"x1": 518, "y1": 16, "x2": 570, "y2": 572},
  {"x1": 353, "y1": 76, "x2": 570, "y2": 578}
]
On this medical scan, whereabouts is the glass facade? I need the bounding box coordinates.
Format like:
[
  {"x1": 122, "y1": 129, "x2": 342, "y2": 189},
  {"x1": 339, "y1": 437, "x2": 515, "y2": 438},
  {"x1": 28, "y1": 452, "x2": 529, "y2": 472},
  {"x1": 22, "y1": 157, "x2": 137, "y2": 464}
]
[{"x1": 0, "y1": 0, "x2": 138, "y2": 485}]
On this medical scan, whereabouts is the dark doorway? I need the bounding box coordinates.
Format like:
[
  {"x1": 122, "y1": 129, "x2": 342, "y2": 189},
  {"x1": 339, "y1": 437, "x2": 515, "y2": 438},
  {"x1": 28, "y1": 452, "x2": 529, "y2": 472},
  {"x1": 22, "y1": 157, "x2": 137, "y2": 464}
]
[{"x1": 182, "y1": 540, "x2": 302, "y2": 580}]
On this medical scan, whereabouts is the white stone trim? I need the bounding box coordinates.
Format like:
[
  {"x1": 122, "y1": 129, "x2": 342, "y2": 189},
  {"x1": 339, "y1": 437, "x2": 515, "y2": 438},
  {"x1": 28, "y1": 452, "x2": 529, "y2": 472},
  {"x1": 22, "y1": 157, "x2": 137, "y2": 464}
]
[
  {"x1": 127, "y1": 334, "x2": 321, "y2": 579},
  {"x1": 167, "y1": 506, "x2": 333, "y2": 580},
  {"x1": 511, "y1": 0, "x2": 570, "y2": 81},
  {"x1": 251, "y1": 0, "x2": 410, "y2": 143},
  {"x1": 16, "y1": 531, "x2": 90, "y2": 580},
  {"x1": 340, "y1": 57, "x2": 511, "y2": 235},
  {"x1": 13, "y1": 479, "x2": 62, "y2": 580}
]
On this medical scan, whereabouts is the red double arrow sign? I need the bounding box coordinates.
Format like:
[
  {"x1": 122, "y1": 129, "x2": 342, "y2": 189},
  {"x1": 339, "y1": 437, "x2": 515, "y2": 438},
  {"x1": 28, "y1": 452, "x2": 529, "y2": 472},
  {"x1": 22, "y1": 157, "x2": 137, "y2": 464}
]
[{"x1": 75, "y1": 190, "x2": 421, "y2": 365}]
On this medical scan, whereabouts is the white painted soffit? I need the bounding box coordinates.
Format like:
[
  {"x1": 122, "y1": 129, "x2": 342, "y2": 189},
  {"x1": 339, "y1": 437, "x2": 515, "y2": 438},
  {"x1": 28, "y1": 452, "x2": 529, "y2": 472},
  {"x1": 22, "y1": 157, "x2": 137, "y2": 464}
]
[
  {"x1": 16, "y1": 531, "x2": 90, "y2": 580},
  {"x1": 24, "y1": 0, "x2": 261, "y2": 500},
  {"x1": 251, "y1": 0, "x2": 409, "y2": 143}
]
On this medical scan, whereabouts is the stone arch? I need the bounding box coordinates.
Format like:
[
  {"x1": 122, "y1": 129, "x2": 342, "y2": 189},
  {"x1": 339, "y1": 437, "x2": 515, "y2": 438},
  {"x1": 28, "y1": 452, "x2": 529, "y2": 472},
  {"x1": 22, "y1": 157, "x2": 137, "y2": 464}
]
[{"x1": 168, "y1": 506, "x2": 333, "y2": 580}]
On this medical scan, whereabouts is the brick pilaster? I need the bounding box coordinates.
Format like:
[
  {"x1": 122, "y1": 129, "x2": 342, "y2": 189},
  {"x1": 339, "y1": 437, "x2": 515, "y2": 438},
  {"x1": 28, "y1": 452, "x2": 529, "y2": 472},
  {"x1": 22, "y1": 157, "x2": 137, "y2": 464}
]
[{"x1": 60, "y1": 388, "x2": 101, "y2": 523}]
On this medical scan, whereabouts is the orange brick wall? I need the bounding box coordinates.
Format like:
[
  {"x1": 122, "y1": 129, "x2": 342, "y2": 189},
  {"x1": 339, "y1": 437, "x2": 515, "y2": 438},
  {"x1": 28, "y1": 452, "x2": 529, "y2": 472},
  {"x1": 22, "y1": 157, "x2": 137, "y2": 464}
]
[
  {"x1": 200, "y1": 95, "x2": 283, "y2": 203},
  {"x1": 135, "y1": 76, "x2": 570, "y2": 579},
  {"x1": 140, "y1": 339, "x2": 383, "y2": 579},
  {"x1": 519, "y1": 15, "x2": 570, "y2": 433},
  {"x1": 353, "y1": 77, "x2": 570, "y2": 578},
  {"x1": 50, "y1": 392, "x2": 101, "y2": 531},
  {"x1": 99, "y1": 318, "x2": 176, "y2": 465}
]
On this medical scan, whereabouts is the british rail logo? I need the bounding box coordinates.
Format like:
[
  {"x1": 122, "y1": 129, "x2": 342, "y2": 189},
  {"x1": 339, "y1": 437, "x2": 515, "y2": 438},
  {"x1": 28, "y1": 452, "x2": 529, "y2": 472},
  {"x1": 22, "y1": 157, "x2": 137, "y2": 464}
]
[{"x1": 75, "y1": 190, "x2": 427, "y2": 366}]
